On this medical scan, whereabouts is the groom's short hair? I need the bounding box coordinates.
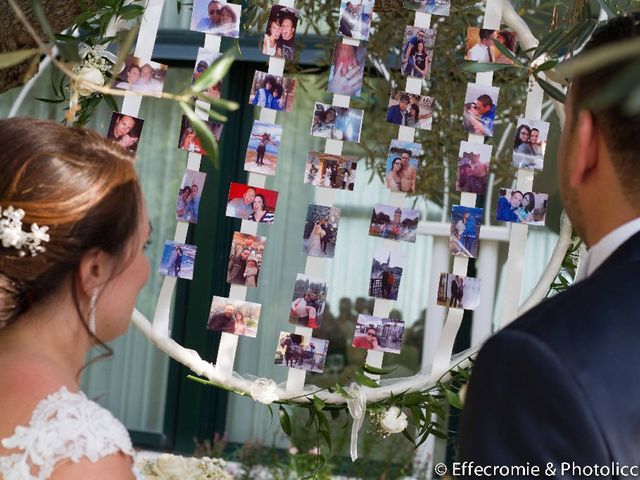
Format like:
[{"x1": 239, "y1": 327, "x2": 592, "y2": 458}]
[{"x1": 570, "y1": 13, "x2": 640, "y2": 200}]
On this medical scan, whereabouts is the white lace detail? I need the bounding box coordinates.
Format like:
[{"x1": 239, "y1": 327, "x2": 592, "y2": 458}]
[{"x1": 0, "y1": 387, "x2": 142, "y2": 480}]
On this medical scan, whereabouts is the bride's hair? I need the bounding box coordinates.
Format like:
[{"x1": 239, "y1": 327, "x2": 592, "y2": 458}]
[{"x1": 0, "y1": 117, "x2": 143, "y2": 330}]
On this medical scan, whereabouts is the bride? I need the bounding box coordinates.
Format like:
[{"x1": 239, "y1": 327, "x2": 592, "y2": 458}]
[
  {"x1": 0, "y1": 118, "x2": 149, "y2": 479},
  {"x1": 306, "y1": 221, "x2": 325, "y2": 256}
]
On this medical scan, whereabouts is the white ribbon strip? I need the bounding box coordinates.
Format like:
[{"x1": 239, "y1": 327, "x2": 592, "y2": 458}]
[{"x1": 347, "y1": 382, "x2": 367, "y2": 461}]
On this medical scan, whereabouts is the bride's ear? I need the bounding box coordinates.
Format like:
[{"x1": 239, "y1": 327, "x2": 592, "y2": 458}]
[{"x1": 77, "y1": 250, "x2": 115, "y2": 299}]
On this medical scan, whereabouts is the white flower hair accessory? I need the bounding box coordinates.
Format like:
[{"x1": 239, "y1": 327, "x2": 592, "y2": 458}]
[{"x1": 0, "y1": 206, "x2": 50, "y2": 257}]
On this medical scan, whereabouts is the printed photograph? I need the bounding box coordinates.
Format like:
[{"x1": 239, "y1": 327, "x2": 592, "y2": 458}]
[
  {"x1": 385, "y1": 140, "x2": 423, "y2": 193},
  {"x1": 304, "y1": 152, "x2": 358, "y2": 191},
  {"x1": 176, "y1": 169, "x2": 206, "y2": 224},
  {"x1": 352, "y1": 315, "x2": 405, "y2": 354},
  {"x1": 249, "y1": 71, "x2": 297, "y2": 112},
  {"x1": 177, "y1": 115, "x2": 223, "y2": 156},
  {"x1": 190, "y1": 0, "x2": 241, "y2": 38},
  {"x1": 310, "y1": 103, "x2": 364, "y2": 143},
  {"x1": 437, "y1": 273, "x2": 482, "y2": 311},
  {"x1": 462, "y1": 83, "x2": 500, "y2": 137},
  {"x1": 274, "y1": 332, "x2": 329, "y2": 374},
  {"x1": 456, "y1": 141, "x2": 493, "y2": 195},
  {"x1": 262, "y1": 5, "x2": 300, "y2": 59},
  {"x1": 328, "y1": 43, "x2": 366, "y2": 97},
  {"x1": 401, "y1": 26, "x2": 437, "y2": 78},
  {"x1": 106, "y1": 112, "x2": 144, "y2": 153},
  {"x1": 244, "y1": 120, "x2": 283, "y2": 176},
  {"x1": 112, "y1": 56, "x2": 168, "y2": 96},
  {"x1": 403, "y1": 0, "x2": 451, "y2": 17},
  {"x1": 192, "y1": 48, "x2": 222, "y2": 100},
  {"x1": 158, "y1": 241, "x2": 197, "y2": 280},
  {"x1": 207, "y1": 296, "x2": 261, "y2": 338},
  {"x1": 302, "y1": 205, "x2": 341, "y2": 258},
  {"x1": 386, "y1": 89, "x2": 435, "y2": 130},
  {"x1": 369, "y1": 247, "x2": 406, "y2": 301},
  {"x1": 338, "y1": 0, "x2": 375, "y2": 41},
  {"x1": 227, "y1": 232, "x2": 267, "y2": 287},
  {"x1": 450, "y1": 205, "x2": 484, "y2": 258},
  {"x1": 369, "y1": 204, "x2": 420, "y2": 243},
  {"x1": 289, "y1": 273, "x2": 329, "y2": 329},
  {"x1": 496, "y1": 189, "x2": 549, "y2": 226},
  {"x1": 465, "y1": 27, "x2": 517, "y2": 64},
  {"x1": 512, "y1": 118, "x2": 550, "y2": 170},
  {"x1": 226, "y1": 182, "x2": 278, "y2": 224}
]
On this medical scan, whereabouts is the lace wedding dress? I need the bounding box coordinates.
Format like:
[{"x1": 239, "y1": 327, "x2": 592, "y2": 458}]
[{"x1": 0, "y1": 387, "x2": 142, "y2": 479}]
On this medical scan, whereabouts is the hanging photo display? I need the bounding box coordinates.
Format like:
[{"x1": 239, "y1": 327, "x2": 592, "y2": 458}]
[
  {"x1": 401, "y1": 26, "x2": 437, "y2": 79},
  {"x1": 437, "y1": 273, "x2": 482, "y2": 310},
  {"x1": 338, "y1": 0, "x2": 375, "y2": 41},
  {"x1": 386, "y1": 89, "x2": 435, "y2": 130},
  {"x1": 262, "y1": 5, "x2": 300, "y2": 59},
  {"x1": 112, "y1": 56, "x2": 168, "y2": 97},
  {"x1": 450, "y1": 205, "x2": 483, "y2": 259},
  {"x1": 289, "y1": 273, "x2": 329, "y2": 329},
  {"x1": 275, "y1": 332, "x2": 329, "y2": 373},
  {"x1": 310, "y1": 103, "x2": 364, "y2": 142},
  {"x1": 176, "y1": 169, "x2": 206, "y2": 224},
  {"x1": 304, "y1": 152, "x2": 358, "y2": 191},
  {"x1": 192, "y1": 48, "x2": 223, "y2": 99},
  {"x1": 207, "y1": 296, "x2": 261, "y2": 338},
  {"x1": 328, "y1": 43, "x2": 367, "y2": 97},
  {"x1": 244, "y1": 120, "x2": 283, "y2": 176},
  {"x1": 456, "y1": 141, "x2": 493, "y2": 195},
  {"x1": 369, "y1": 247, "x2": 406, "y2": 301},
  {"x1": 158, "y1": 241, "x2": 197, "y2": 280},
  {"x1": 301, "y1": 204, "x2": 341, "y2": 258},
  {"x1": 385, "y1": 140, "x2": 422, "y2": 194},
  {"x1": 352, "y1": 314, "x2": 405, "y2": 354},
  {"x1": 403, "y1": 0, "x2": 451, "y2": 16},
  {"x1": 369, "y1": 204, "x2": 420, "y2": 243},
  {"x1": 190, "y1": 0, "x2": 241, "y2": 38},
  {"x1": 177, "y1": 115, "x2": 223, "y2": 155},
  {"x1": 462, "y1": 83, "x2": 500, "y2": 137},
  {"x1": 106, "y1": 112, "x2": 144, "y2": 153},
  {"x1": 226, "y1": 182, "x2": 278, "y2": 224},
  {"x1": 512, "y1": 118, "x2": 550, "y2": 170},
  {"x1": 465, "y1": 27, "x2": 517, "y2": 64},
  {"x1": 249, "y1": 71, "x2": 297, "y2": 112},
  {"x1": 226, "y1": 232, "x2": 266, "y2": 287},
  {"x1": 496, "y1": 189, "x2": 549, "y2": 226}
]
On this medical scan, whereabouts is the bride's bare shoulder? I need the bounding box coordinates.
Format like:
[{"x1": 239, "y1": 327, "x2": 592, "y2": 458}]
[{"x1": 0, "y1": 350, "x2": 75, "y2": 441}]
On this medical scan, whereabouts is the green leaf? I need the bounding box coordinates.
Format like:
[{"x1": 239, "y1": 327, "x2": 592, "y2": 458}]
[
  {"x1": 401, "y1": 427, "x2": 416, "y2": 445},
  {"x1": 34, "y1": 97, "x2": 66, "y2": 104},
  {"x1": 118, "y1": 4, "x2": 144, "y2": 19},
  {"x1": 300, "y1": 454, "x2": 326, "y2": 479},
  {"x1": 354, "y1": 370, "x2": 379, "y2": 388},
  {"x1": 111, "y1": 26, "x2": 139, "y2": 80},
  {"x1": 536, "y1": 76, "x2": 566, "y2": 102},
  {"x1": 192, "y1": 53, "x2": 235, "y2": 93},
  {"x1": 492, "y1": 39, "x2": 522, "y2": 66},
  {"x1": 305, "y1": 408, "x2": 316, "y2": 428},
  {"x1": 429, "y1": 426, "x2": 449, "y2": 440},
  {"x1": 445, "y1": 389, "x2": 462, "y2": 410},
  {"x1": 194, "y1": 94, "x2": 239, "y2": 111},
  {"x1": 267, "y1": 405, "x2": 274, "y2": 428},
  {"x1": 195, "y1": 102, "x2": 228, "y2": 123},
  {"x1": 334, "y1": 383, "x2": 353, "y2": 399},
  {"x1": 0, "y1": 49, "x2": 38, "y2": 70},
  {"x1": 532, "y1": 28, "x2": 565, "y2": 60},
  {"x1": 180, "y1": 102, "x2": 219, "y2": 167},
  {"x1": 312, "y1": 395, "x2": 326, "y2": 411},
  {"x1": 361, "y1": 364, "x2": 397, "y2": 376},
  {"x1": 583, "y1": 57, "x2": 640, "y2": 112},
  {"x1": 29, "y1": 0, "x2": 56, "y2": 44},
  {"x1": 103, "y1": 94, "x2": 119, "y2": 112},
  {"x1": 317, "y1": 412, "x2": 332, "y2": 451},
  {"x1": 462, "y1": 62, "x2": 514, "y2": 74},
  {"x1": 278, "y1": 405, "x2": 292, "y2": 436},
  {"x1": 534, "y1": 59, "x2": 559, "y2": 73}
]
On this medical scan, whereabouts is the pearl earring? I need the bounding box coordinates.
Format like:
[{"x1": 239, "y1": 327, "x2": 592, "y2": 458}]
[{"x1": 89, "y1": 288, "x2": 98, "y2": 335}]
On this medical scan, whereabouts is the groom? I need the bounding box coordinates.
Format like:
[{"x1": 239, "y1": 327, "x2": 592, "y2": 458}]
[{"x1": 459, "y1": 14, "x2": 640, "y2": 475}]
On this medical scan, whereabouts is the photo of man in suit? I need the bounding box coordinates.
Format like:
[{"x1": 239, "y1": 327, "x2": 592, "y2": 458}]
[{"x1": 459, "y1": 14, "x2": 640, "y2": 474}]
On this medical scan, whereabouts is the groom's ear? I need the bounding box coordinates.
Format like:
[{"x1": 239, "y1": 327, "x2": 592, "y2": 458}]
[{"x1": 569, "y1": 110, "x2": 598, "y2": 189}]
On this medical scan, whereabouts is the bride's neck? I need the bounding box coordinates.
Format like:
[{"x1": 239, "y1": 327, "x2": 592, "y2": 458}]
[{"x1": 0, "y1": 294, "x2": 92, "y2": 384}]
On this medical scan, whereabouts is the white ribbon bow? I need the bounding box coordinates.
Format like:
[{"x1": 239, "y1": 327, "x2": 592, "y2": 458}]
[{"x1": 346, "y1": 382, "x2": 367, "y2": 462}]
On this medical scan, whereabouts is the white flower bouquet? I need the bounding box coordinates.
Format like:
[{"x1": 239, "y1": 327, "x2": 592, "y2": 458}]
[{"x1": 136, "y1": 453, "x2": 233, "y2": 480}]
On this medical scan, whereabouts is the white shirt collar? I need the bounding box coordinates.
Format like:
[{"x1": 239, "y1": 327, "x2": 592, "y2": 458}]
[{"x1": 576, "y1": 217, "x2": 640, "y2": 282}]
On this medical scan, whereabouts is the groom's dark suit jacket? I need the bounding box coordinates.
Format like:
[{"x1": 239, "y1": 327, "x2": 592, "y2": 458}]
[{"x1": 458, "y1": 232, "x2": 640, "y2": 478}]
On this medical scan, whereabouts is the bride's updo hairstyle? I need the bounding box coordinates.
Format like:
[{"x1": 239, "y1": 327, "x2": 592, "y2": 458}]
[{"x1": 0, "y1": 117, "x2": 143, "y2": 329}]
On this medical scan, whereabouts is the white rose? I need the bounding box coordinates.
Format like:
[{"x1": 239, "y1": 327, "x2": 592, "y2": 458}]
[
  {"x1": 249, "y1": 378, "x2": 279, "y2": 405},
  {"x1": 380, "y1": 406, "x2": 408, "y2": 434},
  {"x1": 75, "y1": 65, "x2": 105, "y2": 96},
  {"x1": 155, "y1": 454, "x2": 201, "y2": 479}
]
